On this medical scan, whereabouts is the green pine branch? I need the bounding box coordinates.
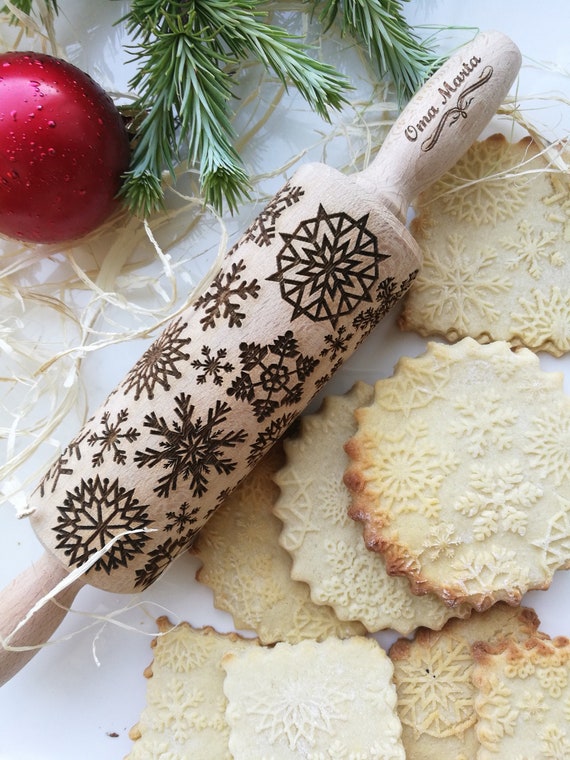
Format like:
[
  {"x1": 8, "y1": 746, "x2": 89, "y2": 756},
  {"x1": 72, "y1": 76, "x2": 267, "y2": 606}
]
[
  {"x1": 3, "y1": 0, "x2": 443, "y2": 218},
  {"x1": 120, "y1": 0, "x2": 351, "y2": 216},
  {"x1": 310, "y1": 0, "x2": 442, "y2": 105}
]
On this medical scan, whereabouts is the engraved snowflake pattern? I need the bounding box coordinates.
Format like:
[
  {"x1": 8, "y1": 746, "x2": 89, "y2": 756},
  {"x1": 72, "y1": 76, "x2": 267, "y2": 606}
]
[
  {"x1": 135, "y1": 535, "x2": 188, "y2": 589},
  {"x1": 455, "y1": 461, "x2": 541, "y2": 541},
  {"x1": 246, "y1": 411, "x2": 297, "y2": 466},
  {"x1": 38, "y1": 429, "x2": 89, "y2": 496},
  {"x1": 134, "y1": 394, "x2": 247, "y2": 498},
  {"x1": 191, "y1": 345, "x2": 234, "y2": 385},
  {"x1": 87, "y1": 409, "x2": 140, "y2": 467},
  {"x1": 449, "y1": 389, "x2": 519, "y2": 457},
  {"x1": 525, "y1": 405, "x2": 570, "y2": 486},
  {"x1": 411, "y1": 233, "x2": 509, "y2": 331},
  {"x1": 268, "y1": 204, "x2": 388, "y2": 327},
  {"x1": 352, "y1": 272, "x2": 418, "y2": 338},
  {"x1": 319, "y1": 325, "x2": 353, "y2": 362},
  {"x1": 244, "y1": 183, "x2": 305, "y2": 246},
  {"x1": 503, "y1": 219, "x2": 561, "y2": 279},
  {"x1": 122, "y1": 317, "x2": 191, "y2": 401},
  {"x1": 53, "y1": 475, "x2": 153, "y2": 574},
  {"x1": 512, "y1": 286, "x2": 570, "y2": 353},
  {"x1": 227, "y1": 331, "x2": 319, "y2": 422},
  {"x1": 194, "y1": 258, "x2": 260, "y2": 330}
]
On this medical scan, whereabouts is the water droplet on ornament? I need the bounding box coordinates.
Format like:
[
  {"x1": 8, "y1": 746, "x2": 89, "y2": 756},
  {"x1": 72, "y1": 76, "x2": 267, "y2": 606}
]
[
  {"x1": 10, "y1": 110, "x2": 17, "y2": 121},
  {"x1": 37, "y1": 105, "x2": 43, "y2": 111},
  {"x1": 48, "y1": 147, "x2": 56, "y2": 156},
  {"x1": 47, "y1": 120, "x2": 56, "y2": 128}
]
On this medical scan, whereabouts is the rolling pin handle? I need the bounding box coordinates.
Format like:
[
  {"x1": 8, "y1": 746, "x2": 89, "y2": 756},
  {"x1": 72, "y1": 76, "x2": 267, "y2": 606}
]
[{"x1": 0, "y1": 552, "x2": 83, "y2": 686}]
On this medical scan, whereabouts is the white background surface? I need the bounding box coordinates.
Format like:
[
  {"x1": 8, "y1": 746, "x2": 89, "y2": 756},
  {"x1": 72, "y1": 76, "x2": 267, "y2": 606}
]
[{"x1": 1, "y1": 1, "x2": 570, "y2": 758}]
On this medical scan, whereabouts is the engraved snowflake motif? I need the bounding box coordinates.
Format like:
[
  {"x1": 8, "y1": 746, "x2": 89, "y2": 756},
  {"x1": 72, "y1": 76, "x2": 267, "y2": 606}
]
[
  {"x1": 502, "y1": 219, "x2": 561, "y2": 279},
  {"x1": 455, "y1": 461, "x2": 541, "y2": 541},
  {"x1": 525, "y1": 404, "x2": 570, "y2": 486},
  {"x1": 320, "y1": 325, "x2": 353, "y2": 362},
  {"x1": 87, "y1": 409, "x2": 140, "y2": 467},
  {"x1": 227, "y1": 331, "x2": 319, "y2": 422},
  {"x1": 268, "y1": 204, "x2": 388, "y2": 327},
  {"x1": 512, "y1": 286, "x2": 570, "y2": 353},
  {"x1": 449, "y1": 389, "x2": 519, "y2": 457},
  {"x1": 247, "y1": 412, "x2": 297, "y2": 466},
  {"x1": 243, "y1": 674, "x2": 347, "y2": 750},
  {"x1": 352, "y1": 272, "x2": 418, "y2": 338},
  {"x1": 53, "y1": 475, "x2": 153, "y2": 574},
  {"x1": 412, "y1": 233, "x2": 509, "y2": 331},
  {"x1": 135, "y1": 535, "x2": 188, "y2": 589},
  {"x1": 122, "y1": 317, "x2": 191, "y2": 401},
  {"x1": 194, "y1": 258, "x2": 260, "y2": 330},
  {"x1": 38, "y1": 429, "x2": 89, "y2": 496},
  {"x1": 244, "y1": 183, "x2": 305, "y2": 246},
  {"x1": 395, "y1": 637, "x2": 476, "y2": 737},
  {"x1": 134, "y1": 394, "x2": 247, "y2": 498},
  {"x1": 191, "y1": 345, "x2": 234, "y2": 385}
]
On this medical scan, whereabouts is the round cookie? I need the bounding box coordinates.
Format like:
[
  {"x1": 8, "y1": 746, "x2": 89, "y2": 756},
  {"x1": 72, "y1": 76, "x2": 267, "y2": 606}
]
[
  {"x1": 273, "y1": 382, "x2": 470, "y2": 634},
  {"x1": 345, "y1": 338, "x2": 570, "y2": 610}
]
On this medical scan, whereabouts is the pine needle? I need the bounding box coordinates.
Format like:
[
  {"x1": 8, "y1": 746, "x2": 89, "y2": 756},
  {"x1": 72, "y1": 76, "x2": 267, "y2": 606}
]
[
  {"x1": 309, "y1": 0, "x2": 442, "y2": 105},
  {"x1": 120, "y1": 0, "x2": 351, "y2": 216}
]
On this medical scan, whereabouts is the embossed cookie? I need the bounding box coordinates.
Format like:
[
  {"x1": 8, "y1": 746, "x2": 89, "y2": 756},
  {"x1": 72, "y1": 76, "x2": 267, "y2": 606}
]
[
  {"x1": 472, "y1": 635, "x2": 570, "y2": 759},
  {"x1": 222, "y1": 637, "x2": 405, "y2": 759},
  {"x1": 193, "y1": 442, "x2": 365, "y2": 643},
  {"x1": 273, "y1": 382, "x2": 470, "y2": 634},
  {"x1": 399, "y1": 134, "x2": 570, "y2": 356},
  {"x1": 345, "y1": 338, "x2": 570, "y2": 610},
  {"x1": 126, "y1": 617, "x2": 258, "y2": 759},
  {"x1": 389, "y1": 603, "x2": 545, "y2": 760}
]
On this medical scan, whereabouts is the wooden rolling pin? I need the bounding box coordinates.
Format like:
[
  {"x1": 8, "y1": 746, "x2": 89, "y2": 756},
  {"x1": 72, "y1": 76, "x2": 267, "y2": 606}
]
[{"x1": 0, "y1": 30, "x2": 521, "y2": 683}]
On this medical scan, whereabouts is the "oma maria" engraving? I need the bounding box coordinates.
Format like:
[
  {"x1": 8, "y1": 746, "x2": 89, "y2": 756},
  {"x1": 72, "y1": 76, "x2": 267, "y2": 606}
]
[{"x1": 404, "y1": 55, "x2": 483, "y2": 143}]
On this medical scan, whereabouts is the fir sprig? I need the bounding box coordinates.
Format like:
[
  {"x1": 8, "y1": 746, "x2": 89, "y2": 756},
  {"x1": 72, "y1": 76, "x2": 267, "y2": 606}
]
[
  {"x1": 120, "y1": 0, "x2": 351, "y2": 216},
  {"x1": 4, "y1": 0, "x2": 442, "y2": 218},
  {"x1": 310, "y1": 0, "x2": 442, "y2": 105}
]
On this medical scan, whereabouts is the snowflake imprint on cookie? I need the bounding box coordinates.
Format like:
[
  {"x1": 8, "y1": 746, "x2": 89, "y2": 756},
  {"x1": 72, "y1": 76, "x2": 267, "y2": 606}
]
[
  {"x1": 344, "y1": 339, "x2": 570, "y2": 610},
  {"x1": 400, "y1": 135, "x2": 570, "y2": 355}
]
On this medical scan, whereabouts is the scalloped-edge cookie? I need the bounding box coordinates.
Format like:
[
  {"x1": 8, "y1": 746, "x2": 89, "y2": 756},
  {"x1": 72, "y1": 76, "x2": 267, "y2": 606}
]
[
  {"x1": 472, "y1": 635, "x2": 570, "y2": 759},
  {"x1": 273, "y1": 381, "x2": 470, "y2": 634},
  {"x1": 193, "y1": 442, "x2": 365, "y2": 644},
  {"x1": 345, "y1": 338, "x2": 570, "y2": 610},
  {"x1": 222, "y1": 637, "x2": 405, "y2": 759},
  {"x1": 399, "y1": 134, "x2": 570, "y2": 356},
  {"x1": 125, "y1": 617, "x2": 258, "y2": 760},
  {"x1": 389, "y1": 603, "x2": 546, "y2": 760}
]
